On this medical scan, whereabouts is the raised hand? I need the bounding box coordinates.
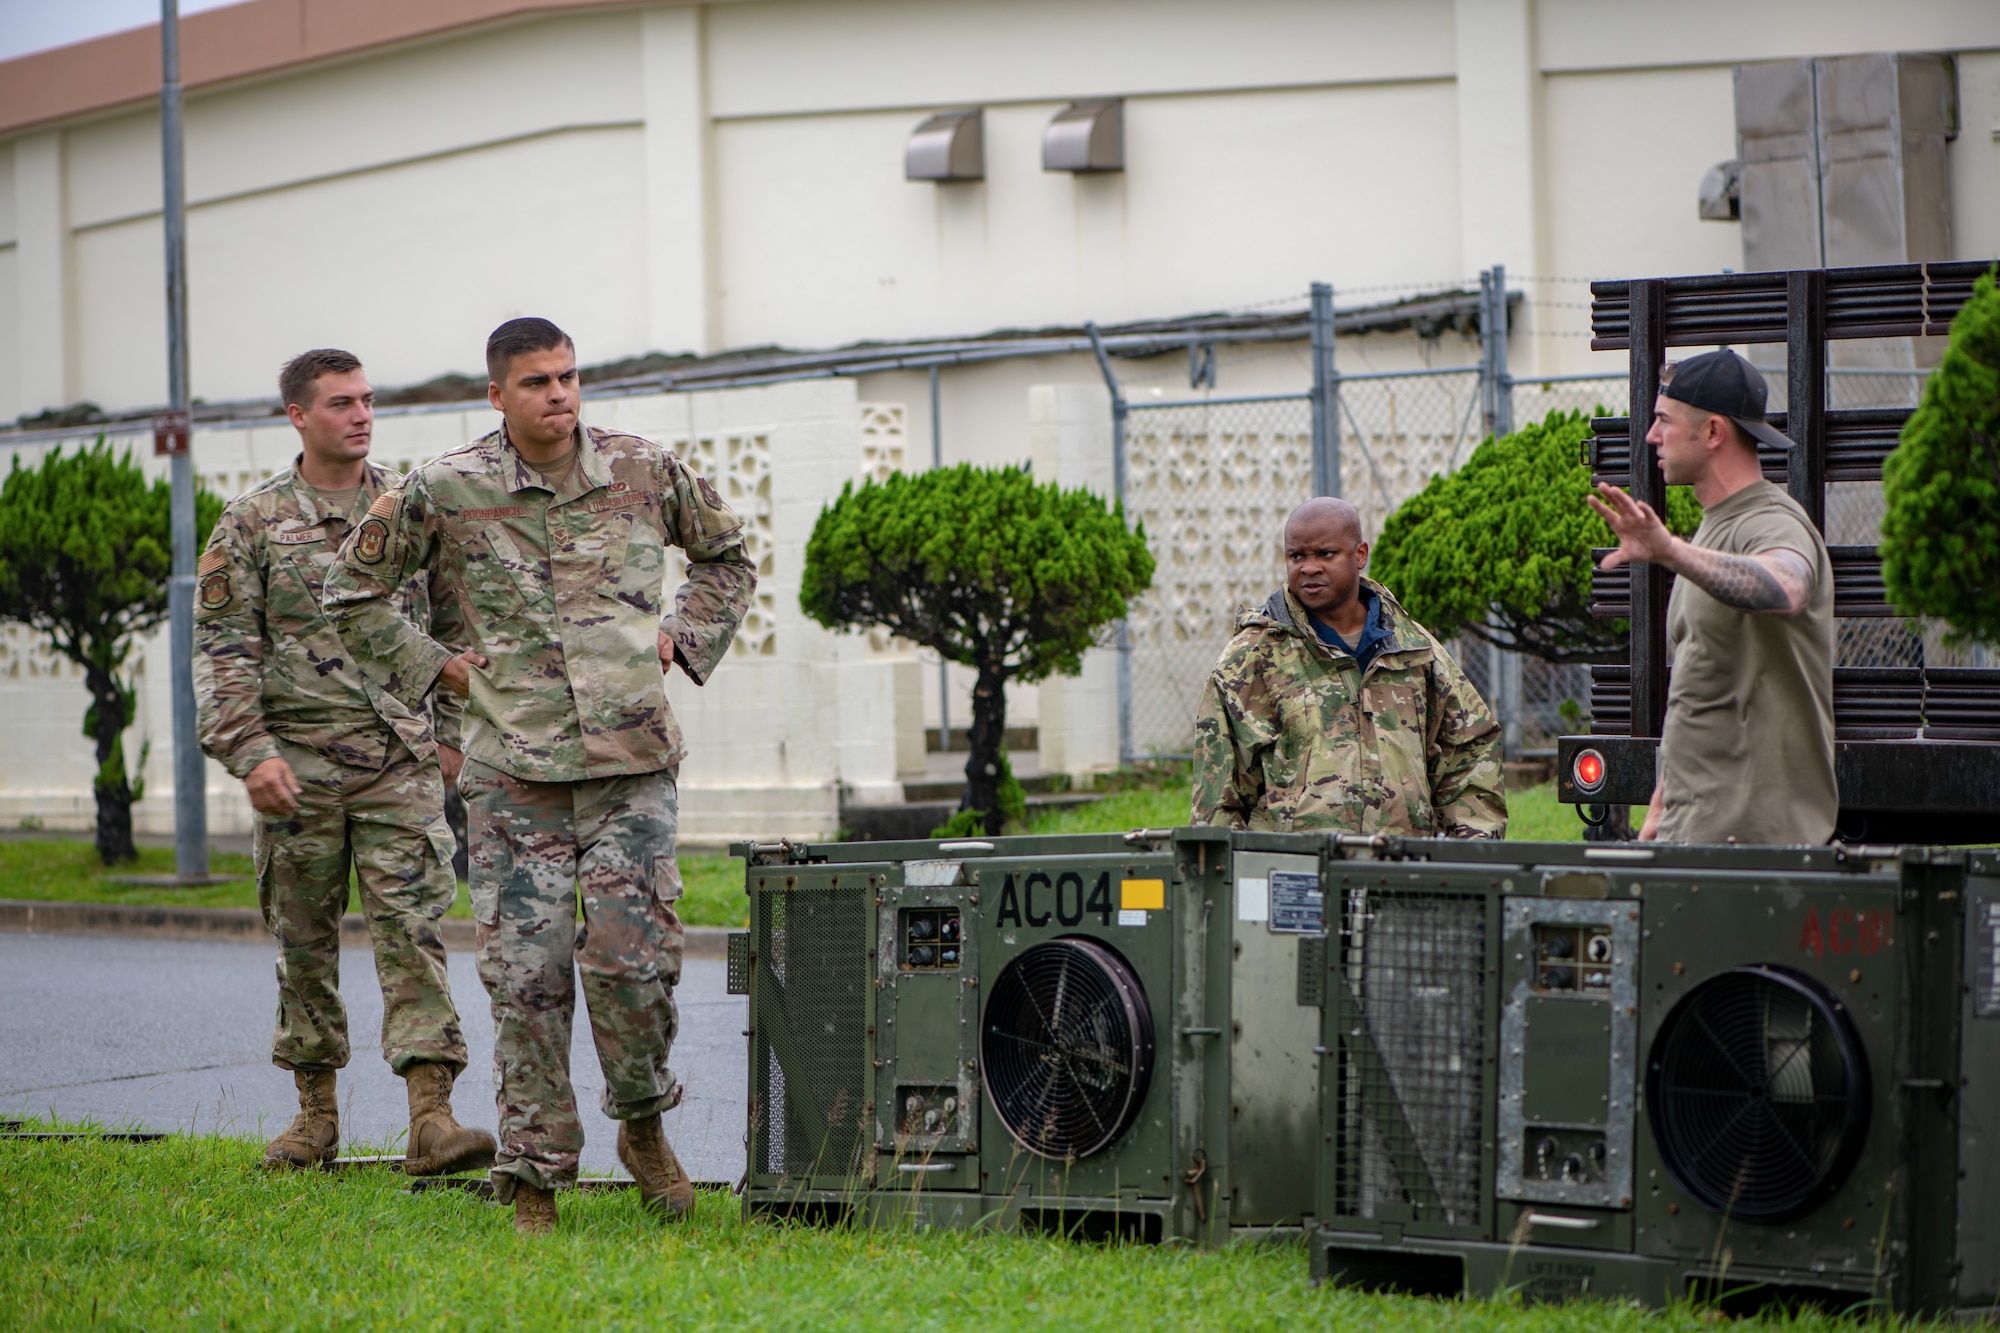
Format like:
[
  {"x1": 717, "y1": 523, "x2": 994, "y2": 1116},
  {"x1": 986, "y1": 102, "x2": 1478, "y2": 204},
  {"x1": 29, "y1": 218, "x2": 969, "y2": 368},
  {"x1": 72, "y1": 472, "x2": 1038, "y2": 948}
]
[{"x1": 1586, "y1": 482, "x2": 1677, "y2": 570}]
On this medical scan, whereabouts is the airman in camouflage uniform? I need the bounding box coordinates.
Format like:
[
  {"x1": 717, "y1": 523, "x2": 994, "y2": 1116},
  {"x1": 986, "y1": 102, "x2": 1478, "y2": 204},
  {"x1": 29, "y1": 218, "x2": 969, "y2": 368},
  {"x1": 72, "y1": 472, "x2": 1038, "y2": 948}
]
[
  {"x1": 324, "y1": 319, "x2": 753, "y2": 1234},
  {"x1": 1192, "y1": 498, "x2": 1506, "y2": 837},
  {"x1": 195, "y1": 348, "x2": 495, "y2": 1176}
]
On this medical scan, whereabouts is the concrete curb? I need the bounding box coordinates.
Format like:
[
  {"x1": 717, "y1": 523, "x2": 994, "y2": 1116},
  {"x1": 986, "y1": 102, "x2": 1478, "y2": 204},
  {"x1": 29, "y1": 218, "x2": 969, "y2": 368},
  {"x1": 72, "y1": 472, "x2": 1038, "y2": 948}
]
[{"x1": 0, "y1": 898, "x2": 731, "y2": 960}]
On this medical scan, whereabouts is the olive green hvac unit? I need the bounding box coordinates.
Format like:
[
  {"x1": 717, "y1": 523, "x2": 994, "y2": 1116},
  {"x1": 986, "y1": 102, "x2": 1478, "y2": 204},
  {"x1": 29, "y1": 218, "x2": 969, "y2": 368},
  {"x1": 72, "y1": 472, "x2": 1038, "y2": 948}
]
[
  {"x1": 1305, "y1": 840, "x2": 2000, "y2": 1319},
  {"x1": 728, "y1": 829, "x2": 1335, "y2": 1243}
]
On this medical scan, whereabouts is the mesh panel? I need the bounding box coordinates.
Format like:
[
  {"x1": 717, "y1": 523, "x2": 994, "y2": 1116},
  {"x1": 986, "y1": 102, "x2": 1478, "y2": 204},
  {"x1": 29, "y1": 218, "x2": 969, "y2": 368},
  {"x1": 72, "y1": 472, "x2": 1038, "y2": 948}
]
[
  {"x1": 1508, "y1": 378, "x2": 1625, "y2": 431},
  {"x1": 1123, "y1": 397, "x2": 1313, "y2": 759},
  {"x1": 1330, "y1": 890, "x2": 1486, "y2": 1226},
  {"x1": 1335, "y1": 373, "x2": 1483, "y2": 541},
  {"x1": 1119, "y1": 373, "x2": 1481, "y2": 760},
  {"x1": 752, "y1": 883, "x2": 872, "y2": 1181},
  {"x1": 1452, "y1": 638, "x2": 1594, "y2": 755}
]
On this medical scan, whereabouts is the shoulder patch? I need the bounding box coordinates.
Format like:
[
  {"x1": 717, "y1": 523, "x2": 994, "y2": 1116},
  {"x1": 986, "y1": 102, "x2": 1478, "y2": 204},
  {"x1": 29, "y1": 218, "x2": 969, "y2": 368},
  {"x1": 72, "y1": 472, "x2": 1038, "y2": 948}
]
[
  {"x1": 353, "y1": 517, "x2": 391, "y2": 565},
  {"x1": 367, "y1": 490, "x2": 400, "y2": 519},
  {"x1": 198, "y1": 570, "x2": 232, "y2": 610},
  {"x1": 696, "y1": 476, "x2": 724, "y2": 510},
  {"x1": 198, "y1": 546, "x2": 228, "y2": 576}
]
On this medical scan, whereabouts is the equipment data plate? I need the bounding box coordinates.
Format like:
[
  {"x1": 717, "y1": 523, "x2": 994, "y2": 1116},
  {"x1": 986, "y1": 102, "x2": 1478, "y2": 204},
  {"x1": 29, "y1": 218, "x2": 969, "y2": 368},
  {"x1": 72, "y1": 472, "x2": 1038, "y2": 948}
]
[
  {"x1": 1975, "y1": 894, "x2": 2000, "y2": 1019},
  {"x1": 1268, "y1": 870, "x2": 1323, "y2": 935}
]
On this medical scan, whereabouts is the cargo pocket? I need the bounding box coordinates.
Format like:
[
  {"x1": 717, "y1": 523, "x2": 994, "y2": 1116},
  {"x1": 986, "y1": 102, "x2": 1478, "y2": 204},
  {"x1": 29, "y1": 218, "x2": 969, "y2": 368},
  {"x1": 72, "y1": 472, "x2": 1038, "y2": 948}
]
[
  {"x1": 253, "y1": 832, "x2": 277, "y2": 934},
  {"x1": 650, "y1": 852, "x2": 683, "y2": 904},
  {"x1": 426, "y1": 819, "x2": 458, "y2": 873},
  {"x1": 652, "y1": 853, "x2": 684, "y2": 988},
  {"x1": 469, "y1": 879, "x2": 500, "y2": 928}
]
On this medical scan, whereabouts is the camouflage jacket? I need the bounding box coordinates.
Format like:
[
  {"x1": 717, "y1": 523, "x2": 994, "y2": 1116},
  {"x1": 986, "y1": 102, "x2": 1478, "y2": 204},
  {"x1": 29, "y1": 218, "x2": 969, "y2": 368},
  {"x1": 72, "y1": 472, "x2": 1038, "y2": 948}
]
[
  {"x1": 1191, "y1": 580, "x2": 1506, "y2": 838},
  {"x1": 322, "y1": 423, "x2": 754, "y2": 784},
  {"x1": 194, "y1": 460, "x2": 463, "y2": 778}
]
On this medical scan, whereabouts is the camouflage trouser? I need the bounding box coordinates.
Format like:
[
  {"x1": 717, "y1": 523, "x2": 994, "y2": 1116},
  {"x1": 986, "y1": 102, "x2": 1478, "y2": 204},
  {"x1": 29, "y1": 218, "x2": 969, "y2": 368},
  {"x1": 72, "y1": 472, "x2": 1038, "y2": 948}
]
[
  {"x1": 256, "y1": 739, "x2": 466, "y2": 1076},
  {"x1": 458, "y1": 758, "x2": 684, "y2": 1196}
]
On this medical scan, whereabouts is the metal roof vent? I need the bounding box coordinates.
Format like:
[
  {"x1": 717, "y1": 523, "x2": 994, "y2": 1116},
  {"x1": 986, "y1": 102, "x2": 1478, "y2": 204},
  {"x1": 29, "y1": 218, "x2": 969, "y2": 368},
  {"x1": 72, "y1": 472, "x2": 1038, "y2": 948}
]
[
  {"x1": 1043, "y1": 99, "x2": 1123, "y2": 173},
  {"x1": 906, "y1": 109, "x2": 984, "y2": 182}
]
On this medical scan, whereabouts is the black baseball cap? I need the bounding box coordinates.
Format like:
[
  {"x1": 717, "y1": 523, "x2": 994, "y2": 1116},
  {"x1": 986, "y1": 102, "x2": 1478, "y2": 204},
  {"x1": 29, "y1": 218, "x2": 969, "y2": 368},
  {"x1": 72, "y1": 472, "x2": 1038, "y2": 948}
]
[{"x1": 1660, "y1": 350, "x2": 1794, "y2": 451}]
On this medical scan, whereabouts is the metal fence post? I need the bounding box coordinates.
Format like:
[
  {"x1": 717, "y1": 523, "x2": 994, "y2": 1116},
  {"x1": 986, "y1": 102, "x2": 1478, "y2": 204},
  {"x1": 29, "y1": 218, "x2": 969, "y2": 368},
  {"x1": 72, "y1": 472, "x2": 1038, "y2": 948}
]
[
  {"x1": 1476, "y1": 266, "x2": 1522, "y2": 758},
  {"x1": 1491, "y1": 263, "x2": 1513, "y2": 439},
  {"x1": 1309, "y1": 282, "x2": 1340, "y2": 497},
  {"x1": 1087, "y1": 323, "x2": 1135, "y2": 767},
  {"x1": 1479, "y1": 266, "x2": 1515, "y2": 441},
  {"x1": 929, "y1": 363, "x2": 950, "y2": 752},
  {"x1": 161, "y1": 0, "x2": 208, "y2": 881}
]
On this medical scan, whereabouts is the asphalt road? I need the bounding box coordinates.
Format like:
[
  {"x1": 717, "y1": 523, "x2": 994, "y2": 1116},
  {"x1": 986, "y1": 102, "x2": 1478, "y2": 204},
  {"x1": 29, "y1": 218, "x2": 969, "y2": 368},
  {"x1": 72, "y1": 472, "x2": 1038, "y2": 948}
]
[{"x1": 0, "y1": 933, "x2": 747, "y2": 1183}]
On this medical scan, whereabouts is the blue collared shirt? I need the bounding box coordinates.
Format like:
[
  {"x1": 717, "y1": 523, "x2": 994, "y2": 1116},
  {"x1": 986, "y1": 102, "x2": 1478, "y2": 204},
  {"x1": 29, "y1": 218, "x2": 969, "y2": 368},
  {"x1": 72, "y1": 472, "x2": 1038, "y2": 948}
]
[{"x1": 1310, "y1": 588, "x2": 1389, "y2": 673}]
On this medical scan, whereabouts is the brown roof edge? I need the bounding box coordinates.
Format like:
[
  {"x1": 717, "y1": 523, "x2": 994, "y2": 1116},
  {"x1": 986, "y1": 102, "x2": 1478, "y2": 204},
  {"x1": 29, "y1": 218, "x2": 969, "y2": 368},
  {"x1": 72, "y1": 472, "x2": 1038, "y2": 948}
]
[{"x1": 0, "y1": 0, "x2": 646, "y2": 139}]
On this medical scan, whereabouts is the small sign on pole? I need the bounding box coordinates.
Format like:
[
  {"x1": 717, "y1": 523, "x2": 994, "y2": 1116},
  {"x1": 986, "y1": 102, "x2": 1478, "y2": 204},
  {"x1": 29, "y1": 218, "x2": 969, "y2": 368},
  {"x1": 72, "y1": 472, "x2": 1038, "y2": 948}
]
[{"x1": 152, "y1": 410, "x2": 190, "y2": 456}]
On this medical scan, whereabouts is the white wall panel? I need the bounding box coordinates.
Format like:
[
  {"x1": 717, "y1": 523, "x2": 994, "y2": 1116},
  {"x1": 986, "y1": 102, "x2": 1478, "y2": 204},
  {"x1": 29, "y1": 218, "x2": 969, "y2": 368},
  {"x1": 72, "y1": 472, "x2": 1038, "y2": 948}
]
[
  {"x1": 1538, "y1": 0, "x2": 2000, "y2": 74},
  {"x1": 716, "y1": 81, "x2": 1460, "y2": 350},
  {"x1": 0, "y1": 246, "x2": 18, "y2": 422},
  {"x1": 1951, "y1": 52, "x2": 2000, "y2": 265},
  {"x1": 1537, "y1": 65, "x2": 1745, "y2": 373},
  {"x1": 63, "y1": 11, "x2": 645, "y2": 232},
  {"x1": 0, "y1": 141, "x2": 16, "y2": 246},
  {"x1": 706, "y1": 0, "x2": 1455, "y2": 119},
  {"x1": 71, "y1": 125, "x2": 650, "y2": 412},
  {"x1": 72, "y1": 217, "x2": 167, "y2": 412}
]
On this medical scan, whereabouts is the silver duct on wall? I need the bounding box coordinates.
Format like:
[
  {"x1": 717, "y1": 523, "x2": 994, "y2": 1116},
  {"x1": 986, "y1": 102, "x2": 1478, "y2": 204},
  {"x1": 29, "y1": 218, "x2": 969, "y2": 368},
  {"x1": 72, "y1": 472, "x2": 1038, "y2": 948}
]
[{"x1": 1729, "y1": 52, "x2": 1957, "y2": 273}]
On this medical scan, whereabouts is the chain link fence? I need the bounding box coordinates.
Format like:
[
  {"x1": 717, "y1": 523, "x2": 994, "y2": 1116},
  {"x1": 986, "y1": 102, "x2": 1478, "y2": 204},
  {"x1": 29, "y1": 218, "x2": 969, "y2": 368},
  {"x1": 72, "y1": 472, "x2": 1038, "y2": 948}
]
[
  {"x1": 1108, "y1": 286, "x2": 1965, "y2": 766},
  {"x1": 1120, "y1": 369, "x2": 1487, "y2": 759},
  {"x1": 1122, "y1": 395, "x2": 1311, "y2": 758}
]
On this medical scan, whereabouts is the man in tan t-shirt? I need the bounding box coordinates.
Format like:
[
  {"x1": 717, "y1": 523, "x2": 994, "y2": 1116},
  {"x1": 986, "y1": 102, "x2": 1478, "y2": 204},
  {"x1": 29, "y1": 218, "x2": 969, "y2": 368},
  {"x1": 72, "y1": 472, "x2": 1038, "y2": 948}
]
[{"x1": 1588, "y1": 350, "x2": 1837, "y2": 845}]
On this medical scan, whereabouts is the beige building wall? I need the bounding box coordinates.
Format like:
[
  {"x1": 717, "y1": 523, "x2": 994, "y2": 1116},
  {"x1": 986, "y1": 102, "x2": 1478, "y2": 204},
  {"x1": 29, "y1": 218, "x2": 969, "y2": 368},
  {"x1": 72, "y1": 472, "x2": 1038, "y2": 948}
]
[
  {"x1": 0, "y1": 0, "x2": 1997, "y2": 833},
  {"x1": 5, "y1": 0, "x2": 1993, "y2": 426}
]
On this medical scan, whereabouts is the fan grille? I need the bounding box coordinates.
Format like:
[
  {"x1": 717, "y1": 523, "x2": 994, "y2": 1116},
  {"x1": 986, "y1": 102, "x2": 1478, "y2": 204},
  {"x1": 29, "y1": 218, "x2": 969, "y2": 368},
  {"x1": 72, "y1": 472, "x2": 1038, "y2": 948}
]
[
  {"x1": 981, "y1": 938, "x2": 1155, "y2": 1160},
  {"x1": 1647, "y1": 965, "x2": 1870, "y2": 1222}
]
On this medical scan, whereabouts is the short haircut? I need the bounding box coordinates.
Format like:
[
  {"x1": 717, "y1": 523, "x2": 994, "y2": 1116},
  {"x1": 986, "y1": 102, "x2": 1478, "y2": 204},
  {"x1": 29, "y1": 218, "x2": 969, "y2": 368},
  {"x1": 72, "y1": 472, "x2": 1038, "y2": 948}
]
[
  {"x1": 1658, "y1": 360, "x2": 1754, "y2": 451},
  {"x1": 486, "y1": 317, "x2": 574, "y2": 384},
  {"x1": 279, "y1": 348, "x2": 362, "y2": 410}
]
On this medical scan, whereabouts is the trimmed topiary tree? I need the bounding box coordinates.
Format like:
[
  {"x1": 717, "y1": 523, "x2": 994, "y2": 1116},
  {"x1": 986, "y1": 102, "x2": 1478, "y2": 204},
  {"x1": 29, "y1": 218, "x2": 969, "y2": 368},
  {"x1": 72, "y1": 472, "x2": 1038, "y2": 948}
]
[
  {"x1": 1882, "y1": 268, "x2": 2000, "y2": 645},
  {"x1": 800, "y1": 463, "x2": 1155, "y2": 835},
  {"x1": 1370, "y1": 409, "x2": 1701, "y2": 665},
  {"x1": 0, "y1": 441, "x2": 222, "y2": 863}
]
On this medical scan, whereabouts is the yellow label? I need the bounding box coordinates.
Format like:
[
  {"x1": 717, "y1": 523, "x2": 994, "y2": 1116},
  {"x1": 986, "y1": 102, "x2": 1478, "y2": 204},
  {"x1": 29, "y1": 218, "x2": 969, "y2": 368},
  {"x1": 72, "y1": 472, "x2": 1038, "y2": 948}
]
[{"x1": 1121, "y1": 878, "x2": 1165, "y2": 911}]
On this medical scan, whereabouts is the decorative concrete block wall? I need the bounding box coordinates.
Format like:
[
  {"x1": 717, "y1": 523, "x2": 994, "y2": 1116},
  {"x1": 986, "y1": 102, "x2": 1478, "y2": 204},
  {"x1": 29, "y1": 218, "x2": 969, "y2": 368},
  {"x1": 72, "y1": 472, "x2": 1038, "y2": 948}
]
[{"x1": 0, "y1": 379, "x2": 925, "y2": 844}]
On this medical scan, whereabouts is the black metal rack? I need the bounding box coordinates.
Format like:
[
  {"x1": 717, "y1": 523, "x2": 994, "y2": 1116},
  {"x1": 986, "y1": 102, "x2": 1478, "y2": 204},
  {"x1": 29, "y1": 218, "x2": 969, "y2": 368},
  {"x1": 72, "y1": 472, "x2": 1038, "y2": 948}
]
[{"x1": 1555, "y1": 260, "x2": 2000, "y2": 842}]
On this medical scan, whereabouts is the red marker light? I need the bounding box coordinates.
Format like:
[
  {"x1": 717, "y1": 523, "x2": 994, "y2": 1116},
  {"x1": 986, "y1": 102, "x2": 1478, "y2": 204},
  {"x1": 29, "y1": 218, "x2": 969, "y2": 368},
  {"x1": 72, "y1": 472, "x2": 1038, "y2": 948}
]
[{"x1": 1573, "y1": 748, "x2": 1606, "y2": 792}]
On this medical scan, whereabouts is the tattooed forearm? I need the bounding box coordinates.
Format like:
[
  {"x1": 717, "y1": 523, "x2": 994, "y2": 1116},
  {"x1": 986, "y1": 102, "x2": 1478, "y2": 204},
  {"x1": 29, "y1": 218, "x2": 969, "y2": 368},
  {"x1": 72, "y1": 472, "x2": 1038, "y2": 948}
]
[{"x1": 1670, "y1": 546, "x2": 1813, "y2": 616}]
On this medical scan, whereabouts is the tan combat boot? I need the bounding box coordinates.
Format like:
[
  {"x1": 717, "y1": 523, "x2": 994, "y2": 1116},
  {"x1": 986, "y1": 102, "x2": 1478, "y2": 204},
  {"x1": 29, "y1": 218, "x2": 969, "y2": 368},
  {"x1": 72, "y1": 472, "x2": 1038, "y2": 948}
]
[
  {"x1": 401, "y1": 1063, "x2": 498, "y2": 1177},
  {"x1": 616, "y1": 1113, "x2": 696, "y2": 1218},
  {"x1": 513, "y1": 1183, "x2": 558, "y2": 1236},
  {"x1": 263, "y1": 1068, "x2": 338, "y2": 1169}
]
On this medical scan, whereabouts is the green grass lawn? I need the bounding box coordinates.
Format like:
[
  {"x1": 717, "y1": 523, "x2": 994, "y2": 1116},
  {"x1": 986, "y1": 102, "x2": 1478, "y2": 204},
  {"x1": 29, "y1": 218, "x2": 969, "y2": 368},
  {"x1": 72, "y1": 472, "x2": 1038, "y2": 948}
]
[
  {"x1": 0, "y1": 778, "x2": 1619, "y2": 932},
  {"x1": 1025, "y1": 778, "x2": 1609, "y2": 844},
  {"x1": 0, "y1": 1120, "x2": 1920, "y2": 1332},
  {"x1": 0, "y1": 837, "x2": 750, "y2": 929}
]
